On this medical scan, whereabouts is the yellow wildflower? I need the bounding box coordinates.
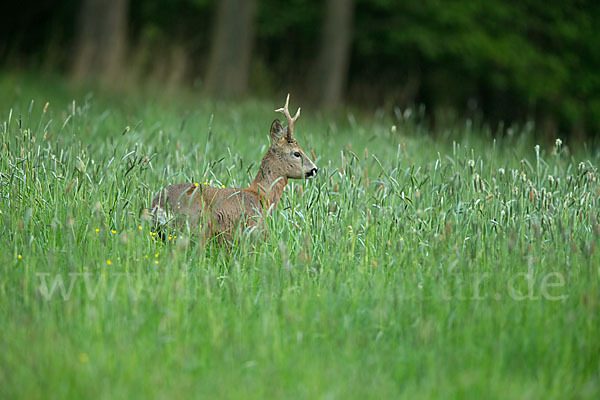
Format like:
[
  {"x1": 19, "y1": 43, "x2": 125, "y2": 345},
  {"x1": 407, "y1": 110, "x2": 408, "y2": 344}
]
[
  {"x1": 111, "y1": 230, "x2": 116, "y2": 234},
  {"x1": 106, "y1": 260, "x2": 112, "y2": 265}
]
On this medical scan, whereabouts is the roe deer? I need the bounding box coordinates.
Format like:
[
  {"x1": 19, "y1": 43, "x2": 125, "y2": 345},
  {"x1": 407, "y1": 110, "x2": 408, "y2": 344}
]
[{"x1": 150, "y1": 94, "x2": 318, "y2": 243}]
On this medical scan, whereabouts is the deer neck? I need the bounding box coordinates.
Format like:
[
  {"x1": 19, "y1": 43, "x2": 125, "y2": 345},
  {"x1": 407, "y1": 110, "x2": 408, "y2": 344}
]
[{"x1": 249, "y1": 156, "x2": 288, "y2": 211}]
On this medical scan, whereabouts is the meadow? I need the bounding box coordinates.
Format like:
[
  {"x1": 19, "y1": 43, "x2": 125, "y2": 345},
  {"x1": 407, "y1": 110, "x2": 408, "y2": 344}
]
[{"x1": 0, "y1": 73, "x2": 598, "y2": 399}]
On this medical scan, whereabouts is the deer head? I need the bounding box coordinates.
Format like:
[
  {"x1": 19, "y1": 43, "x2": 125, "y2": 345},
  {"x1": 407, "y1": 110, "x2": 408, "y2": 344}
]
[{"x1": 267, "y1": 94, "x2": 318, "y2": 180}]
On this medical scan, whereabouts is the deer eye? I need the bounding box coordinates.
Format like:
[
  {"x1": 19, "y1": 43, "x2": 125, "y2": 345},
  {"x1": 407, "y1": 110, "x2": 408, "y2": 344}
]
[{"x1": 293, "y1": 152, "x2": 301, "y2": 158}]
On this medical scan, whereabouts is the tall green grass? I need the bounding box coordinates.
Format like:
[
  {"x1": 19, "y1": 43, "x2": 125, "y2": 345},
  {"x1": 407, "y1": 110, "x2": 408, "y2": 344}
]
[{"x1": 0, "y1": 75, "x2": 599, "y2": 399}]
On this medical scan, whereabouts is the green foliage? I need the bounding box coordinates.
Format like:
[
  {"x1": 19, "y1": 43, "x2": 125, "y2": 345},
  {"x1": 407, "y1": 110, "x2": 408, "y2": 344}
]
[
  {"x1": 1, "y1": 75, "x2": 599, "y2": 398},
  {"x1": 130, "y1": 0, "x2": 213, "y2": 45},
  {"x1": 2, "y1": 0, "x2": 600, "y2": 135},
  {"x1": 352, "y1": 0, "x2": 600, "y2": 133}
]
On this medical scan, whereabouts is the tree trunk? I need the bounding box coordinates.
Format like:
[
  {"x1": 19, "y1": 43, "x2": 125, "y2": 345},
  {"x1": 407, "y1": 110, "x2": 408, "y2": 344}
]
[
  {"x1": 205, "y1": 0, "x2": 256, "y2": 97},
  {"x1": 72, "y1": 0, "x2": 129, "y2": 83},
  {"x1": 309, "y1": 0, "x2": 354, "y2": 109}
]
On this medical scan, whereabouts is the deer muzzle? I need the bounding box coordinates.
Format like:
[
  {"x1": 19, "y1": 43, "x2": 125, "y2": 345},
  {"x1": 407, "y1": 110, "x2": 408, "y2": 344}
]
[{"x1": 305, "y1": 167, "x2": 319, "y2": 178}]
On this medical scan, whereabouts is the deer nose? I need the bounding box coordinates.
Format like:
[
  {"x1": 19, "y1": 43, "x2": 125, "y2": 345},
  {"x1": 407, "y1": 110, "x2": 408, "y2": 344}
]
[{"x1": 306, "y1": 167, "x2": 318, "y2": 178}]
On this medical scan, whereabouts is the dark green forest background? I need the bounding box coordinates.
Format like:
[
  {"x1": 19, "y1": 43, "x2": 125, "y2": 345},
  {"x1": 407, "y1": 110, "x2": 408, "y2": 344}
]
[{"x1": 1, "y1": 0, "x2": 599, "y2": 139}]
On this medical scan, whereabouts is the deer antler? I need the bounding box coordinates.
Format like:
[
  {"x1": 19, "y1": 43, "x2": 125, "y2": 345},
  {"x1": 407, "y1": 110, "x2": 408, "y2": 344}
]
[{"x1": 275, "y1": 93, "x2": 301, "y2": 140}]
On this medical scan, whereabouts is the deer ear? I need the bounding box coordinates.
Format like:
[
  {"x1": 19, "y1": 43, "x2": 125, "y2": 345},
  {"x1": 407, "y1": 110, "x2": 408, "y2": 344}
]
[{"x1": 270, "y1": 119, "x2": 284, "y2": 143}]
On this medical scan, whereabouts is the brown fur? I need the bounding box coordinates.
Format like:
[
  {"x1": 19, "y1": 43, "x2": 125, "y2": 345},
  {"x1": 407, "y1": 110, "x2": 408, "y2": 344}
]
[{"x1": 150, "y1": 96, "x2": 318, "y2": 243}]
